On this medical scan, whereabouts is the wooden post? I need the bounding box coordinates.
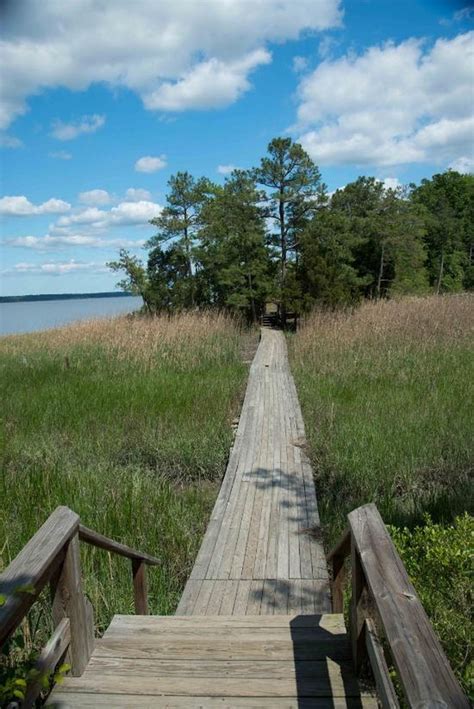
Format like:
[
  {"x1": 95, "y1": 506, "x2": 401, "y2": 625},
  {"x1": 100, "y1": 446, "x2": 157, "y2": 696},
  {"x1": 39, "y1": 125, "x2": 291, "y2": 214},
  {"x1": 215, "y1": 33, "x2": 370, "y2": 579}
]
[
  {"x1": 50, "y1": 533, "x2": 94, "y2": 676},
  {"x1": 132, "y1": 559, "x2": 148, "y2": 615},
  {"x1": 331, "y1": 554, "x2": 346, "y2": 614},
  {"x1": 350, "y1": 534, "x2": 366, "y2": 673}
]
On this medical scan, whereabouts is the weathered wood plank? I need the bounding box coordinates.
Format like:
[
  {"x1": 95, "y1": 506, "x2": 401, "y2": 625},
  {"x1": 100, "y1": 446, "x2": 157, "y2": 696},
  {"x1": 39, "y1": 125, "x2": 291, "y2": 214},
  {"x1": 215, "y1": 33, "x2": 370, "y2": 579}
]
[
  {"x1": 349, "y1": 503, "x2": 468, "y2": 708},
  {"x1": 24, "y1": 617, "x2": 71, "y2": 706},
  {"x1": 364, "y1": 618, "x2": 400, "y2": 709},
  {"x1": 49, "y1": 693, "x2": 378, "y2": 707},
  {"x1": 51, "y1": 533, "x2": 95, "y2": 676},
  {"x1": 0, "y1": 506, "x2": 78, "y2": 646},
  {"x1": 78, "y1": 525, "x2": 160, "y2": 565}
]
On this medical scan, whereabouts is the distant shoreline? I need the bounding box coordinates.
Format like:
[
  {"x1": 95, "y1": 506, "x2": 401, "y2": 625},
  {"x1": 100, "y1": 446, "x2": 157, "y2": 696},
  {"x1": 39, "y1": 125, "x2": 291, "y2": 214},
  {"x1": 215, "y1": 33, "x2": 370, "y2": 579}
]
[{"x1": 0, "y1": 292, "x2": 131, "y2": 304}]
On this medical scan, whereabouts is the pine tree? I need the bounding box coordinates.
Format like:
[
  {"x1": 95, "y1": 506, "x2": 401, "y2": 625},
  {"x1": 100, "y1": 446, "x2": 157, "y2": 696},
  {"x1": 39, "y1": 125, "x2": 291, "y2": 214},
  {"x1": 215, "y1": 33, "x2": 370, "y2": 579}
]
[
  {"x1": 148, "y1": 172, "x2": 213, "y2": 306},
  {"x1": 198, "y1": 171, "x2": 271, "y2": 321},
  {"x1": 252, "y1": 138, "x2": 325, "y2": 322}
]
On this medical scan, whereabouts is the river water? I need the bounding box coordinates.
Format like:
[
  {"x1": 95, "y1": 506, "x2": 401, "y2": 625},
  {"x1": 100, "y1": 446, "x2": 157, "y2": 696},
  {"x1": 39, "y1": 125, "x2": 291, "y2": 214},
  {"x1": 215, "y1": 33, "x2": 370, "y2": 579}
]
[{"x1": 0, "y1": 295, "x2": 143, "y2": 336}]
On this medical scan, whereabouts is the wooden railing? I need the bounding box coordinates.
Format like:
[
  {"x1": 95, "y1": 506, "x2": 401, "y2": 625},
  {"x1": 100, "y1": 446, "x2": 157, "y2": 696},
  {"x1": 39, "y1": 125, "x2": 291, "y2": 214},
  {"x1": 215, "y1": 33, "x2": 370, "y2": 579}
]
[
  {"x1": 327, "y1": 503, "x2": 468, "y2": 709},
  {"x1": 0, "y1": 506, "x2": 160, "y2": 706}
]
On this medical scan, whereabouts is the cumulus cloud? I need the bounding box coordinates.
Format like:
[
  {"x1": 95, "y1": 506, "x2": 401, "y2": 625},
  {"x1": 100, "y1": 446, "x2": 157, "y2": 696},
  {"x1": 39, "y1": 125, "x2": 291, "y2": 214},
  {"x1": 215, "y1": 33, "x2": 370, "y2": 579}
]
[
  {"x1": 135, "y1": 156, "x2": 167, "y2": 173},
  {"x1": 449, "y1": 156, "x2": 474, "y2": 173},
  {"x1": 0, "y1": 0, "x2": 341, "y2": 128},
  {"x1": 125, "y1": 188, "x2": 152, "y2": 201},
  {"x1": 49, "y1": 150, "x2": 72, "y2": 160},
  {"x1": 51, "y1": 114, "x2": 105, "y2": 141},
  {"x1": 296, "y1": 32, "x2": 474, "y2": 167},
  {"x1": 78, "y1": 189, "x2": 111, "y2": 205},
  {"x1": 2, "y1": 260, "x2": 108, "y2": 276},
  {"x1": 143, "y1": 50, "x2": 271, "y2": 111},
  {"x1": 52, "y1": 200, "x2": 162, "y2": 231},
  {"x1": 0, "y1": 195, "x2": 71, "y2": 216},
  {"x1": 7, "y1": 234, "x2": 145, "y2": 250}
]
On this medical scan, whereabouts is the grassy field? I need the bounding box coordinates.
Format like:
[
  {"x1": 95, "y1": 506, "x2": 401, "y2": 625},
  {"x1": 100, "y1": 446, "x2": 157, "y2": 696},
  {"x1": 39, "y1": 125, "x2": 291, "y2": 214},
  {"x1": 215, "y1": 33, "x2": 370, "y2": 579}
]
[
  {"x1": 0, "y1": 312, "x2": 251, "y2": 638},
  {"x1": 289, "y1": 294, "x2": 473, "y2": 691}
]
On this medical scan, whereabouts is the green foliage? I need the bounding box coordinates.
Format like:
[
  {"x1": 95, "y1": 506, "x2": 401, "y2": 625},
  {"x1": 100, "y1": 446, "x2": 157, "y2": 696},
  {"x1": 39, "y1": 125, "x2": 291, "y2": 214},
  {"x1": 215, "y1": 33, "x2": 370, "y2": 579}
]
[
  {"x1": 252, "y1": 137, "x2": 326, "y2": 320},
  {"x1": 108, "y1": 139, "x2": 472, "y2": 322},
  {"x1": 410, "y1": 171, "x2": 474, "y2": 293},
  {"x1": 198, "y1": 170, "x2": 272, "y2": 321},
  {"x1": 390, "y1": 515, "x2": 473, "y2": 696}
]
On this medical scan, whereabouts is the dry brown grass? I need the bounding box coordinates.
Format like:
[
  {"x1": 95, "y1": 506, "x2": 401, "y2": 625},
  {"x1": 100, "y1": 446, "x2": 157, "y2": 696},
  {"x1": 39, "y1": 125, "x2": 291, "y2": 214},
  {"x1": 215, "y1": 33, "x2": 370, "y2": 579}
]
[
  {"x1": 297, "y1": 294, "x2": 474, "y2": 352},
  {"x1": 0, "y1": 311, "x2": 241, "y2": 369}
]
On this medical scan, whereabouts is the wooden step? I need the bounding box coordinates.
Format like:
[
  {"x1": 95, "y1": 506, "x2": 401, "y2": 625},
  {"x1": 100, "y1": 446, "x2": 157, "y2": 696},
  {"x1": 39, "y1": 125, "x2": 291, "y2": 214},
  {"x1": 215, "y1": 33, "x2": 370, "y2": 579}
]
[{"x1": 49, "y1": 614, "x2": 377, "y2": 707}]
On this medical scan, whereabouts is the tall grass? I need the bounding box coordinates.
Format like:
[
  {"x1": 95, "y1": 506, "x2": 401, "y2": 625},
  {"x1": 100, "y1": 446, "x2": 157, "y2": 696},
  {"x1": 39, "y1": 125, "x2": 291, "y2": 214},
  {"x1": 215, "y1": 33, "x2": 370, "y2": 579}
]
[
  {"x1": 290, "y1": 294, "x2": 473, "y2": 540},
  {"x1": 0, "y1": 312, "x2": 251, "y2": 632},
  {"x1": 289, "y1": 295, "x2": 473, "y2": 692}
]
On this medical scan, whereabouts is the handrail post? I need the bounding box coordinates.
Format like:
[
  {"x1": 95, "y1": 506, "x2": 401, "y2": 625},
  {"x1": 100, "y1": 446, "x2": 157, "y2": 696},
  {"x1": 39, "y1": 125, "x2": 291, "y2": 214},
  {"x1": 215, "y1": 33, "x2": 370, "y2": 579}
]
[
  {"x1": 350, "y1": 533, "x2": 367, "y2": 673},
  {"x1": 132, "y1": 559, "x2": 149, "y2": 614},
  {"x1": 50, "y1": 532, "x2": 94, "y2": 676}
]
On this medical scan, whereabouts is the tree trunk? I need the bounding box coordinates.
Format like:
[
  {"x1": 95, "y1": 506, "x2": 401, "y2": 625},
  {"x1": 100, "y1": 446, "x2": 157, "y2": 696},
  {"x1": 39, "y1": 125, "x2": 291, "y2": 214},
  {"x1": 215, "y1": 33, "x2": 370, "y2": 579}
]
[
  {"x1": 183, "y1": 208, "x2": 195, "y2": 307},
  {"x1": 436, "y1": 249, "x2": 445, "y2": 295},
  {"x1": 279, "y1": 190, "x2": 286, "y2": 327},
  {"x1": 376, "y1": 242, "x2": 385, "y2": 299}
]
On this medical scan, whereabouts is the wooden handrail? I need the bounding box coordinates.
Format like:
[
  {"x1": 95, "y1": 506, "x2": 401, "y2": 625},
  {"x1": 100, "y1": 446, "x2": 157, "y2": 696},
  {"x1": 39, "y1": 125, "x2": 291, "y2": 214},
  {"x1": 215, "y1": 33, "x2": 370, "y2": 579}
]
[
  {"x1": 327, "y1": 503, "x2": 468, "y2": 709},
  {"x1": 78, "y1": 524, "x2": 160, "y2": 565},
  {"x1": 0, "y1": 506, "x2": 79, "y2": 647},
  {"x1": 0, "y1": 506, "x2": 160, "y2": 706}
]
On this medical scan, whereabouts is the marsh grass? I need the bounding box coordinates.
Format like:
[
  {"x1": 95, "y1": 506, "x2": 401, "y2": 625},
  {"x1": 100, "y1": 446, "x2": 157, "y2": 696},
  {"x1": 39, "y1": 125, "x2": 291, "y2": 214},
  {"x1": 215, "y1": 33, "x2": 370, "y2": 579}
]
[
  {"x1": 289, "y1": 294, "x2": 474, "y2": 541},
  {"x1": 289, "y1": 295, "x2": 474, "y2": 693},
  {"x1": 0, "y1": 312, "x2": 251, "y2": 633}
]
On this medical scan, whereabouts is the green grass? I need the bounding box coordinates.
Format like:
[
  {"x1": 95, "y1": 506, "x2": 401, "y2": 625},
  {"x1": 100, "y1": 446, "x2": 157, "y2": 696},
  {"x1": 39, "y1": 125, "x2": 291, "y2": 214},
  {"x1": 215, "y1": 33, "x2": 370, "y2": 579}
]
[
  {"x1": 289, "y1": 294, "x2": 473, "y2": 693},
  {"x1": 0, "y1": 312, "x2": 252, "y2": 634}
]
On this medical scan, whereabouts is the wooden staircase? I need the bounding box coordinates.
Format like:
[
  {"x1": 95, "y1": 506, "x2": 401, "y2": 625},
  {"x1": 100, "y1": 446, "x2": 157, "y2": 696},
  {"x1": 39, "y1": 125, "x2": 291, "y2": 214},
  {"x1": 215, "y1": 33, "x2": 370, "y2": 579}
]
[{"x1": 49, "y1": 614, "x2": 376, "y2": 707}]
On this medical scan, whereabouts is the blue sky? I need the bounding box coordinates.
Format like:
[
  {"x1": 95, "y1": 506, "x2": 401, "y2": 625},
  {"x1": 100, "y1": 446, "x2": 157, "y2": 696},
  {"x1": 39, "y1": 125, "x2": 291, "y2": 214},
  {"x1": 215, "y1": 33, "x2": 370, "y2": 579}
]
[{"x1": 1, "y1": 0, "x2": 473, "y2": 296}]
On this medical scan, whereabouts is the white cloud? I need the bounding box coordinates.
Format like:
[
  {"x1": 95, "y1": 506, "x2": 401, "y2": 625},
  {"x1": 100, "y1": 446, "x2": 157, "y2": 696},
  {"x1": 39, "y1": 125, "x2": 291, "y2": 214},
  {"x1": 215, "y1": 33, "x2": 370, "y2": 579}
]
[
  {"x1": 7, "y1": 234, "x2": 145, "y2": 250},
  {"x1": 381, "y1": 177, "x2": 401, "y2": 190},
  {"x1": 292, "y1": 56, "x2": 309, "y2": 73},
  {"x1": 0, "y1": 195, "x2": 71, "y2": 216},
  {"x1": 125, "y1": 188, "x2": 152, "y2": 201},
  {"x1": 53, "y1": 200, "x2": 162, "y2": 230},
  {"x1": 0, "y1": 0, "x2": 341, "y2": 128},
  {"x1": 296, "y1": 32, "x2": 474, "y2": 167},
  {"x1": 78, "y1": 189, "x2": 111, "y2": 205},
  {"x1": 0, "y1": 134, "x2": 23, "y2": 148},
  {"x1": 2, "y1": 260, "x2": 108, "y2": 276},
  {"x1": 217, "y1": 164, "x2": 241, "y2": 175},
  {"x1": 51, "y1": 114, "x2": 105, "y2": 141},
  {"x1": 143, "y1": 50, "x2": 271, "y2": 111},
  {"x1": 449, "y1": 156, "x2": 474, "y2": 173},
  {"x1": 49, "y1": 150, "x2": 72, "y2": 160},
  {"x1": 135, "y1": 155, "x2": 167, "y2": 173}
]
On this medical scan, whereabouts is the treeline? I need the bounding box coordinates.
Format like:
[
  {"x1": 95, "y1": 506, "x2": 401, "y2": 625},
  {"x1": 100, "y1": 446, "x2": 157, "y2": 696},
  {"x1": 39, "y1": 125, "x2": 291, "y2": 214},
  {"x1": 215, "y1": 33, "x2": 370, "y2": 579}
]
[{"x1": 109, "y1": 138, "x2": 474, "y2": 323}]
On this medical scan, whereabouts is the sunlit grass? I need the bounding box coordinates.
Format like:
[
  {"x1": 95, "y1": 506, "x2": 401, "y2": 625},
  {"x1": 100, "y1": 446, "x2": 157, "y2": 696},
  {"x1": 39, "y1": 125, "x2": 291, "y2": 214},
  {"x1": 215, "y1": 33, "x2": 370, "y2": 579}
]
[
  {"x1": 0, "y1": 312, "x2": 251, "y2": 631},
  {"x1": 289, "y1": 294, "x2": 474, "y2": 541}
]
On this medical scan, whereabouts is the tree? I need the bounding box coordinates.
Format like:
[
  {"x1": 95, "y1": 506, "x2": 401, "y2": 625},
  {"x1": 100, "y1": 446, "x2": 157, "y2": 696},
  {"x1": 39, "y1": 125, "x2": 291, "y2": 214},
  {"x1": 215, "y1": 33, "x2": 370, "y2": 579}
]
[
  {"x1": 298, "y1": 210, "x2": 366, "y2": 308},
  {"x1": 331, "y1": 178, "x2": 428, "y2": 297},
  {"x1": 107, "y1": 249, "x2": 154, "y2": 312},
  {"x1": 252, "y1": 138, "x2": 325, "y2": 322},
  {"x1": 148, "y1": 171, "x2": 213, "y2": 306},
  {"x1": 198, "y1": 171, "x2": 271, "y2": 321},
  {"x1": 410, "y1": 171, "x2": 474, "y2": 293}
]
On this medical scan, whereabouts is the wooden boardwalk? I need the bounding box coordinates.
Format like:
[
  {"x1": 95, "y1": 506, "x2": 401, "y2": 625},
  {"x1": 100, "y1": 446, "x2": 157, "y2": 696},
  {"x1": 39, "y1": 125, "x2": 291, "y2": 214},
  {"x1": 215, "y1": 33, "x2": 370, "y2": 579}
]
[
  {"x1": 47, "y1": 328, "x2": 378, "y2": 706},
  {"x1": 177, "y1": 328, "x2": 330, "y2": 616}
]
